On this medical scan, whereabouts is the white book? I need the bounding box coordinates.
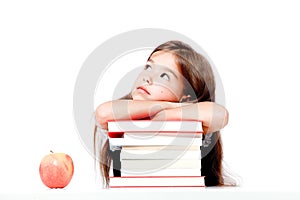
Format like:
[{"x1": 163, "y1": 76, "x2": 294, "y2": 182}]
[
  {"x1": 108, "y1": 120, "x2": 203, "y2": 133},
  {"x1": 121, "y1": 168, "x2": 201, "y2": 177},
  {"x1": 121, "y1": 159, "x2": 201, "y2": 170},
  {"x1": 109, "y1": 136, "x2": 202, "y2": 147},
  {"x1": 120, "y1": 149, "x2": 201, "y2": 160},
  {"x1": 125, "y1": 132, "x2": 203, "y2": 138},
  {"x1": 121, "y1": 145, "x2": 201, "y2": 151},
  {"x1": 109, "y1": 176, "x2": 205, "y2": 188}
]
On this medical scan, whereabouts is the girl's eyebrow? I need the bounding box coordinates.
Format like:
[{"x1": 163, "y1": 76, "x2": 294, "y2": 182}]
[{"x1": 147, "y1": 59, "x2": 179, "y2": 79}]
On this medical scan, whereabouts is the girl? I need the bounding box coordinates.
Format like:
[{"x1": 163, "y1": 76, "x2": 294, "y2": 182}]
[{"x1": 95, "y1": 40, "x2": 229, "y2": 188}]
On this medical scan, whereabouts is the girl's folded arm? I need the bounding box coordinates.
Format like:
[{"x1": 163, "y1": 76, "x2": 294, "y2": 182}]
[
  {"x1": 152, "y1": 102, "x2": 229, "y2": 134},
  {"x1": 95, "y1": 100, "x2": 181, "y2": 130}
]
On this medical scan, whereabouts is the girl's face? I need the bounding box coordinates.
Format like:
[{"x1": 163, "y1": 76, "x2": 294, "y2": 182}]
[{"x1": 131, "y1": 51, "x2": 185, "y2": 102}]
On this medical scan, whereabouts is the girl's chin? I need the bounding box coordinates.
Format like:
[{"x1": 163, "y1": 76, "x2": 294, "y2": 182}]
[
  {"x1": 131, "y1": 92, "x2": 151, "y2": 101},
  {"x1": 132, "y1": 92, "x2": 178, "y2": 101},
  {"x1": 132, "y1": 95, "x2": 149, "y2": 101}
]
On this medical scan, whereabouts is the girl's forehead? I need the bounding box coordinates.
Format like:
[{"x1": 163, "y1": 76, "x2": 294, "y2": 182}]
[{"x1": 148, "y1": 51, "x2": 182, "y2": 74}]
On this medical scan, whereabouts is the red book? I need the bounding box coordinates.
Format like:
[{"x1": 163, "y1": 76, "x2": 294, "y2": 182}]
[
  {"x1": 108, "y1": 132, "x2": 124, "y2": 138},
  {"x1": 109, "y1": 176, "x2": 205, "y2": 188}
]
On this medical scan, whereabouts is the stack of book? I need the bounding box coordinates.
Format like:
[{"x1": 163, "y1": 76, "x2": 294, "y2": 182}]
[{"x1": 108, "y1": 120, "x2": 204, "y2": 188}]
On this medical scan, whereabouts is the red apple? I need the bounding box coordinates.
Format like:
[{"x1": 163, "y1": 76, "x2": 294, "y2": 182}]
[{"x1": 39, "y1": 151, "x2": 74, "y2": 189}]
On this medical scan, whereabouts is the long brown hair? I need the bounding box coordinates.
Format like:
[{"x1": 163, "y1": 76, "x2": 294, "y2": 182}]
[{"x1": 95, "y1": 40, "x2": 224, "y2": 187}]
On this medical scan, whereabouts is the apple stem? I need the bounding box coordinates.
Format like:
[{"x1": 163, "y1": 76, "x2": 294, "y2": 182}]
[{"x1": 50, "y1": 150, "x2": 54, "y2": 153}]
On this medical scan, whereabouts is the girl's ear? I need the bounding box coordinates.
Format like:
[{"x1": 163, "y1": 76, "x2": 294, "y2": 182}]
[{"x1": 179, "y1": 94, "x2": 191, "y2": 102}]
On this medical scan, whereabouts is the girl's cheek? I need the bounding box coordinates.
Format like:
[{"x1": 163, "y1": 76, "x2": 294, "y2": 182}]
[{"x1": 161, "y1": 90, "x2": 179, "y2": 101}]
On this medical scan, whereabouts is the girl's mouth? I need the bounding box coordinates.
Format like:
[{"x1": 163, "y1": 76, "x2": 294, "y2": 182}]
[{"x1": 136, "y1": 86, "x2": 151, "y2": 95}]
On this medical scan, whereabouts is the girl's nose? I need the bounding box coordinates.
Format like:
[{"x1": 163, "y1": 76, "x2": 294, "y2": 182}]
[{"x1": 142, "y1": 76, "x2": 152, "y2": 85}]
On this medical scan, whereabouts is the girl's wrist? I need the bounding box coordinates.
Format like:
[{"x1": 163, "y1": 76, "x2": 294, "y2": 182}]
[{"x1": 164, "y1": 102, "x2": 182, "y2": 109}]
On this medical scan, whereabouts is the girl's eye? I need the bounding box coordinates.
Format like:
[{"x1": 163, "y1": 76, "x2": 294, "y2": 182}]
[
  {"x1": 160, "y1": 73, "x2": 170, "y2": 81},
  {"x1": 144, "y1": 64, "x2": 152, "y2": 71}
]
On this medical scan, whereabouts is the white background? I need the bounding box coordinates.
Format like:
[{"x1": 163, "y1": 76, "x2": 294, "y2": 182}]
[{"x1": 1, "y1": 0, "x2": 300, "y2": 194}]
